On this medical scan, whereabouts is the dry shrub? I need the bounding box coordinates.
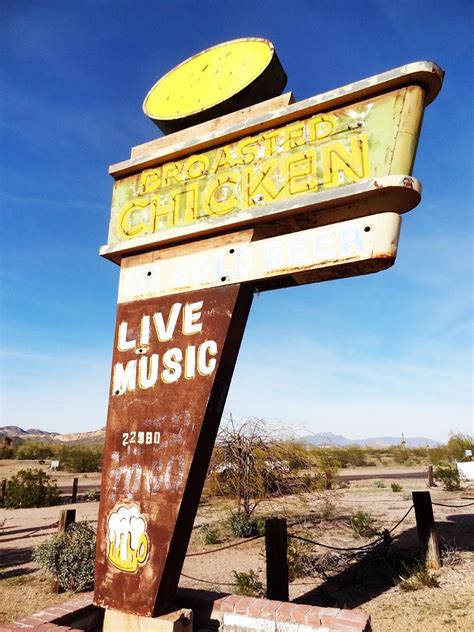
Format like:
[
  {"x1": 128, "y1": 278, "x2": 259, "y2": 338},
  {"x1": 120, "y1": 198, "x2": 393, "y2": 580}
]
[
  {"x1": 233, "y1": 570, "x2": 265, "y2": 597},
  {"x1": 397, "y1": 561, "x2": 439, "y2": 591}
]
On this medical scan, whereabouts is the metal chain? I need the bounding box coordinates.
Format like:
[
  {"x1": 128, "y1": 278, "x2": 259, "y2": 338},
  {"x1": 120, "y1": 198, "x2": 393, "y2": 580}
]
[
  {"x1": 287, "y1": 505, "x2": 414, "y2": 552},
  {"x1": 180, "y1": 572, "x2": 235, "y2": 586},
  {"x1": 186, "y1": 534, "x2": 264, "y2": 556},
  {"x1": 432, "y1": 501, "x2": 474, "y2": 508}
]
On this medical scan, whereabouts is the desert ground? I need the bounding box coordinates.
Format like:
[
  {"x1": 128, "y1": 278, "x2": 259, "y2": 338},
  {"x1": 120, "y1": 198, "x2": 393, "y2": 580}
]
[{"x1": 0, "y1": 463, "x2": 473, "y2": 631}]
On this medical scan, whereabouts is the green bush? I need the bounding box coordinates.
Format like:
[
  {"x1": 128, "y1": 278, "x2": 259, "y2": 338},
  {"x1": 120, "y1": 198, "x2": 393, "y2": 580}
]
[
  {"x1": 349, "y1": 511, "x2": 379, "y2": 538},
  {"x1": 390, "y1": 445, "x2": 410, "y2": 464},
  {"x1": 16, "y1": 442, "x2": 55, "y2": 460},
  {"x1": 428, "y1": 433, "x2": 473, "y2": 465},
  {"x1": 60, "y1": 447, "x2": 103, "y2": 473},
  {"x1": 434, "y1": 463, "x2": 461, "y2": 491},
  {"x1": 287, "y1": 536, "x2": 313, "y2": 581},
  {"x1": 34, "y1": 522, "x2": 96, "y2": 591},
  {"x1": 3, "y1": 469, "x2": 60, "y2": 508},
  {"x1": 373, "y1": 480, "x2": 386, "y2": 488},
  {"x1": 84, "y1": 489, "x2": 100, "y2": 502},
  {"x1": 445, "y1": 433, "x2": 474, "y2": 461},
  {"x1": 337, "y1": 446, "x2": 369, "y2": 468},
  {"x1": 200, "y1": 523, "x2": 220, "y2": 545},
  {"x1": 391, "y1": 483, "x2": 403, "y2": 492},
  {"x1": 229, "y1": 513, "x2": 265, "y2": 538},
  {"x1": 233, "y1": 570, "x2": 265, "y2": 597}
]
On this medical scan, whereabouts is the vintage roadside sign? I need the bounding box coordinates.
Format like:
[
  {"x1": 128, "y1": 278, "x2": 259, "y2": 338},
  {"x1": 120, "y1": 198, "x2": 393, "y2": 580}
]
[{"x1": 94, "y1": 40, "x2": 443, "y2": 621}]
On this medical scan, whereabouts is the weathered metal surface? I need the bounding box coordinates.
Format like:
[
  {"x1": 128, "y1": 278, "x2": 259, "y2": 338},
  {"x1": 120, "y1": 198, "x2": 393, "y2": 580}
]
[
  {"x1": 143, "y1": 38, "x2": 287, "y2": 134},
  {"x1": 110, "y1": 61, "x2": 443, "y2": 178},
  {"x1": 94, "y1": 285, "x2": 253, "y2": 616},
  {"x1": 117, "y1": 213, "x2": 402, "y2": 301},
  {"x1": 101, "y1": 175, "x2": 418, "y2": 264},
  {"x1": 104, "y1": 85, "x2": 424, "y2": 260},
  {"x1": 133, "y1": 92, "x2": 296, "y2": 160}
]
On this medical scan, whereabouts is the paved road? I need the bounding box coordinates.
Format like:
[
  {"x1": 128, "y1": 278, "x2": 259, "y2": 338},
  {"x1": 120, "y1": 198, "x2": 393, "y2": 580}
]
[
  {"x1": 56, "y1": 469, "x2": 427, "y2": 495},
  {"x1": 337, "y1": 469, "x2": 426, "y2": 482},
  {"x1": 57, "y1": 483, "x2": 101, "y2": 495}
]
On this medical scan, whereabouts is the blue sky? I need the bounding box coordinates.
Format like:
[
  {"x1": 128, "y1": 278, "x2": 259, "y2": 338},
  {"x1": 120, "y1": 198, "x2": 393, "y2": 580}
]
[{"x1": 1, "y1": 0, "x2": 472, "y2": 442}]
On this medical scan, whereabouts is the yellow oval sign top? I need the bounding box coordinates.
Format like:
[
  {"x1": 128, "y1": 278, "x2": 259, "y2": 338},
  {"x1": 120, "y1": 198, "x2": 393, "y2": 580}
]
[{"x1": 143, "y1": 38, "x2": 287, "y2": 134}]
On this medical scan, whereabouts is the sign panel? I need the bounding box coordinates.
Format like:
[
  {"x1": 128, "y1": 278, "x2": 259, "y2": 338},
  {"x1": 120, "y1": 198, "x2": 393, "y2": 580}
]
[
  {"x1": 107, "y1": 86, "x2": 424, "y2": 250},
  {"x1": 118, "y1": 213, "x2": 402, "y2": 302},
  {"x1": 94, "y1": 285, "x2": 253, "y2": 616},
  {"x1": 143, "y1": 38, "x2": 287, "y2": 133}
]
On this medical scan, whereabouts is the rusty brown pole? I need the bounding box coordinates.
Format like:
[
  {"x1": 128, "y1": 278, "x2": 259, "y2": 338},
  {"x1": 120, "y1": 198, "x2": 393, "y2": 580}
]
[
  {"x1": 412, "y1": 491, "x2": 441, "y2": 570},
  {"x1": 427, "y1": 465, "x2": 435, "y2": 487},
  {"x1": 71, "y1": 477, "x2": 79, "y2": 504}
]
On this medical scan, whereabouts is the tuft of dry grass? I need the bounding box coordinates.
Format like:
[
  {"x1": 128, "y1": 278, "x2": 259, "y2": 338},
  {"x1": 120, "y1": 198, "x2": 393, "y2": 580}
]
[{"x1": 396, "y1": 561, "x2": 440, "y2": 592}]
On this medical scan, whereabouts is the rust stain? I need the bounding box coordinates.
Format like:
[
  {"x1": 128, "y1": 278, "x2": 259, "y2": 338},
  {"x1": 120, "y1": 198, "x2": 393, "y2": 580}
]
[
  {"x1": 401, "y1": 176, "x2": 415, "y2": 189},
  {"x1": 94, "y1": 285, "x2": 252, "y2": 616}
]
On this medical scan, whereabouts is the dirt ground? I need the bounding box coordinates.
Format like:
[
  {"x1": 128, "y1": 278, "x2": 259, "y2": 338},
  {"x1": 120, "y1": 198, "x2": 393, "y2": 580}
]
[{"x1": 1, "y1": 466, "x2": 473, "y2": 631}]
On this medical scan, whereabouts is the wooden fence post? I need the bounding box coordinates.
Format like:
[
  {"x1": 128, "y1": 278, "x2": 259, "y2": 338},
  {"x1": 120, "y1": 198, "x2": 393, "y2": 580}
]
[
  {"x1": 427, "y1": 465, "x2": 435, "y2": 487},
  {"x1": 412, "y1": 491, "x2": 441, "y2": 570},
  {"x1": 0, "y1": 479, "x2": 6, "y2": 502},
  {"x1": 53, "y1": 508, "x2": 76, "y2": 593},
  {"x1": 265, "y1": 517, "x2": 289, "y2": 602},
  {"x1": 71, "y1": 477, "x2": 79, "y2": 504}
]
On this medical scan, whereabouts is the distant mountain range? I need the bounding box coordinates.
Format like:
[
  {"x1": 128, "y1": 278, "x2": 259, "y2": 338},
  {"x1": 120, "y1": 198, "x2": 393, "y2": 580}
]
[
  {"x1": 0, "y1": 425, "x2": 105, "y2": 445},
  {"x1": 301, "y1": 432, "x2": 439, "y2": 448},
  {"x1": 1, "y1": 426, "x2": 439, "y2": 448}
]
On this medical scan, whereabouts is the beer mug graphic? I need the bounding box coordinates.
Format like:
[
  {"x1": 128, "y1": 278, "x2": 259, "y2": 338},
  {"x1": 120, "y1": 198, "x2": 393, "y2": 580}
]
[{"x1": 106, "y1": 505, "x2": 149, "y2": 572}]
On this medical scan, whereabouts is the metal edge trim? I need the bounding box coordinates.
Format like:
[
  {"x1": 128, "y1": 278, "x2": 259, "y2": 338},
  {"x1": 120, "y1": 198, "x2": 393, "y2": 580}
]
[
  {"x1": 99, "y1": 175, "x2": 420, "y2": 264},
  {"x1": 110, "y1": 61, "x2": 443, "y2": 177}
]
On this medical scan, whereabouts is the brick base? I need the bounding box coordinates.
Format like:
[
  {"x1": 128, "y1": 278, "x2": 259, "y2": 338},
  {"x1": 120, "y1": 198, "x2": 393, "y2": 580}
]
[{"x1": 0, "y1": 589, "x2": 371, "y2": 632}]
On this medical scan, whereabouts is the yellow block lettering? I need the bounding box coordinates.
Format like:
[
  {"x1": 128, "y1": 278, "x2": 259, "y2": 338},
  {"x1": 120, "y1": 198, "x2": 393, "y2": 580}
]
[
  {"x1": 287, "y1": 150, "x2": 317, "y2": 196},
  {"x1": 210, "y1": 146, "x2": 236, "y2": 174},
  {"x1": 139, "y1": 168, "x2": 161, "y2": 194},
  {"x1": 308, "y1": 114, "x2": 337, "y2": 142},
  {"x1": 261, "y1": 129, "x2": 282, "y2": 156},
  {"x1": 243, "y1": 159, "x2": 286, "y2": 207},
  {"x1": 161, "y1": 161, "x2": 183, "y2": 187},
  {"x1": 283, "y1": 121, "x2": 306, "y2": 150},
  {"x1": 117, "y1": 199, "x2": 152, "y2": 239},
  {"x1": 235, "y1": 135, "x2": 261, "y2": 165},
  {"x1": 152, "y1": 192, "x2": 179, "y2": 232},
  {"x1": 184, "y1": 154, "x2": 210, "y2": 179},
  {"x1": 321, "y1": 133, "x2": 370, "y2": 188},
  {"x1": 203, "y1": 175, "x2": 238, "y2": 216}
]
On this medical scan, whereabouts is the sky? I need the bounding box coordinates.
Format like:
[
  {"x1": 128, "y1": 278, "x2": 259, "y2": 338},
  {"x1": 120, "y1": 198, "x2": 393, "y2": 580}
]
[{"x1": 1, "y1": 0, "x2": 472, "y2": 443}]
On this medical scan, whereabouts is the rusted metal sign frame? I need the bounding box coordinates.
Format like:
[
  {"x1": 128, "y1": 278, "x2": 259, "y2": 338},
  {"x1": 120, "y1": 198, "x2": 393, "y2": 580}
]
[{"x1": 94, "y1": 285, "x2": 253, "y2": 616}]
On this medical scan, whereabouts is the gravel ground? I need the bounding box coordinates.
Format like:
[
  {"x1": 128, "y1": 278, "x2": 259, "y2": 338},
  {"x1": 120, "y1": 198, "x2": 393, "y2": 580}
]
[{"x1": 1, "y1": 467, "x2": 473, "y2": 630}]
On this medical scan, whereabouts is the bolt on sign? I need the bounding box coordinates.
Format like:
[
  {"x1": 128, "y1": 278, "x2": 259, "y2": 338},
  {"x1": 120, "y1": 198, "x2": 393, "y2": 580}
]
[{"x1": 94, "y1": 38, "x2": 443, "y2": 620}]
